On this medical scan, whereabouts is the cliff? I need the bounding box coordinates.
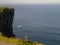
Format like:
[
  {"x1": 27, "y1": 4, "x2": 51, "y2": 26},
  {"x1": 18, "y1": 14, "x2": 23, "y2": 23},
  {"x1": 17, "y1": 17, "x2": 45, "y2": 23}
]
[
  {"x1": 0, "y1": 7, "x2": 15, "y2": 38},
  {"x1": 0, "y1": 7, "x2": 46, "y2": 45}
]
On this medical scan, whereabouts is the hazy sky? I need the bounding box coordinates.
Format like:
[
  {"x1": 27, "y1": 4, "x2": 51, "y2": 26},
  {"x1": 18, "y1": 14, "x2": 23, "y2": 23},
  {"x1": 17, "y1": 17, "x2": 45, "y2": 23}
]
[{"x1": 0, "y1": 0, "x2": 60, "y2": 4}]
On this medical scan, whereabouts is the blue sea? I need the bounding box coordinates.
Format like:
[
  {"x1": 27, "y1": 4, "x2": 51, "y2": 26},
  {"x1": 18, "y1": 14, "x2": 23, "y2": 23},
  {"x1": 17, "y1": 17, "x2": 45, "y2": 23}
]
[{"x1": 7, "y1": 4, "x2": 60, "y2": 45}]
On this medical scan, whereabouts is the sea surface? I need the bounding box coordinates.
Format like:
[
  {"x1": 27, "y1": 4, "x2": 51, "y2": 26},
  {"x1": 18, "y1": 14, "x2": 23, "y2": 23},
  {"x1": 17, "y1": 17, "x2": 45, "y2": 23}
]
[{"x1": 7, "y1": 4, "x2": 60, "y2": 45}]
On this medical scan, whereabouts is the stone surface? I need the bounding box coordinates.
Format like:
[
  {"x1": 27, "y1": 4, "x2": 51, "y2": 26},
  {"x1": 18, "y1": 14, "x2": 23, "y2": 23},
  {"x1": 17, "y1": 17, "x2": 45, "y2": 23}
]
[{"x1": 0, "y1": 7, "x2": 15, "y2": 38}]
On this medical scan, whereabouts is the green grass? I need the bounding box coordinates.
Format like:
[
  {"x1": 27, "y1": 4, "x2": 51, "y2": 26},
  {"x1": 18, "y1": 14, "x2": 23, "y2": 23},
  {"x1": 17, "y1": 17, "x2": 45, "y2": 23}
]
[
  {"x1": 0, "y1": 32, "x2": 46, "y2": 45},
  {"x1": 0, "y1": 7, "x2": 14, "y2": 13},
  {"x1": 0, "y1": 7, "x2": 13, "y2": 9}
]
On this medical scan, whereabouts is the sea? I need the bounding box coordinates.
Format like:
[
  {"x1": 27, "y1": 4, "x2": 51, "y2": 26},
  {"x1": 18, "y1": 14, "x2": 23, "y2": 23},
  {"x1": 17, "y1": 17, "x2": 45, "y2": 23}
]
[{"x1": 2, "y1": 4, "x2": 60, "y2": 45}]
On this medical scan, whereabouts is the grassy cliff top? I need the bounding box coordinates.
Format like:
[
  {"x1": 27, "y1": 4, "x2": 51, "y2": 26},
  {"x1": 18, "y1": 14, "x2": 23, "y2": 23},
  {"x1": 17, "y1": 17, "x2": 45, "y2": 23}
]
[
  {"x1": 0, "y1": 7, "x2": 14, "y2": 12},
  {"x1": 0, "y1": 32, "x2": 46, "y2": 45},
  {"x1": 0, "y1": 7, "x2": 14, "y2": 9}
]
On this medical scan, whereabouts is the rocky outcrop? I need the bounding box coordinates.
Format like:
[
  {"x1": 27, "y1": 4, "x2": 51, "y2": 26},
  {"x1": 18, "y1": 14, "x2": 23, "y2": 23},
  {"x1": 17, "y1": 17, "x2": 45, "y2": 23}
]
[{"x1": 0, "y1": 7, "x2": 15, "y2": 38}]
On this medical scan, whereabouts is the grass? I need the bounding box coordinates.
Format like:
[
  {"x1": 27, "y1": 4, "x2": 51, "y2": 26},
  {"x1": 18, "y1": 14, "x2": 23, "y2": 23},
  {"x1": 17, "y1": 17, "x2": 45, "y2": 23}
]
[{"x1": 0, "y1": 32, "x2": 46, "y2": 45}]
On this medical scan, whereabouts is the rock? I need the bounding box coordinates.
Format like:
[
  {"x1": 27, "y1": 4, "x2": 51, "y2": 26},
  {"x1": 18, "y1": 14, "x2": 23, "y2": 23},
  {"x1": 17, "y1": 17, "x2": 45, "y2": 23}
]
[
  {"x1": 24, "y1": 35, "x2": 29, "y2": 41},
  {"x1": 0, "y1": 7, "x2": 15, "y2": 38}
]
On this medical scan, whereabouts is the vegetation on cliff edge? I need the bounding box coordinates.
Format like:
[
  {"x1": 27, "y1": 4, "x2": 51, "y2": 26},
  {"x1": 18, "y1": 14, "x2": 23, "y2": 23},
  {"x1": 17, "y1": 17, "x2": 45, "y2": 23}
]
[{"x1": 0, "y1": 32, "x2": 46, "y2": 45}]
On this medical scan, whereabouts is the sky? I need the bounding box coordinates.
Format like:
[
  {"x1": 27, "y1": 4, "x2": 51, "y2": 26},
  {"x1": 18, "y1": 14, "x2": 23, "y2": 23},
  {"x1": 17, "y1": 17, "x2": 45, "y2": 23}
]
[{"x1": 0, "y1": 0, "x2": 60, "y2": 4}]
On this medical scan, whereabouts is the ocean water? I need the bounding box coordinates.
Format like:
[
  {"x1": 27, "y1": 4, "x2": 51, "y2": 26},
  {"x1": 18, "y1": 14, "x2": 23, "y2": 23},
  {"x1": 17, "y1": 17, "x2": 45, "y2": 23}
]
[{"x1": 12, "y1": 5, "x2": 60, "y2": 45}]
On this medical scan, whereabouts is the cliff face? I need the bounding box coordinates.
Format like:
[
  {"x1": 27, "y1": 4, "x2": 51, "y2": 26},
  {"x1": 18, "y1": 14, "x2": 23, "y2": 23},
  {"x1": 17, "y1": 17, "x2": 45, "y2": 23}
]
[{"x1": 0, "y1": 7, "x2": 15, "y2": 38}]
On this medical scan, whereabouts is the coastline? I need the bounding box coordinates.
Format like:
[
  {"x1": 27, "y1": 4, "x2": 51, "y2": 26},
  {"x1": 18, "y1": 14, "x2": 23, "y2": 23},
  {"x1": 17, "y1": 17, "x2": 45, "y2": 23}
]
[{"x1": 0, "y1": 33, "x2": 45, "y2": 45}]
